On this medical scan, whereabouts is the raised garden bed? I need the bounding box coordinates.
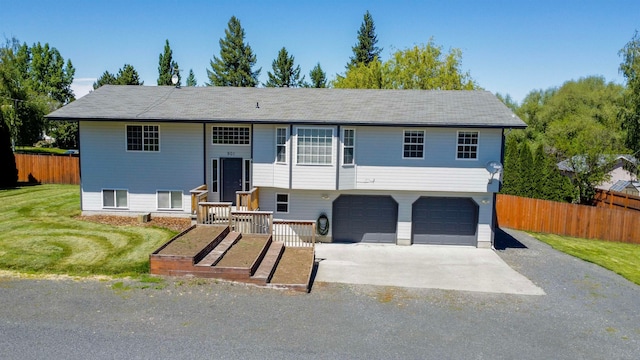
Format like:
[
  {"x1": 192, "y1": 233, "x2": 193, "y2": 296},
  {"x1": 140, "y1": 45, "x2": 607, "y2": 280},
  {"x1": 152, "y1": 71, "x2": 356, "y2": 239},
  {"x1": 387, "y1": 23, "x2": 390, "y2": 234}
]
[
  {"x1": 270, "y1": 247, "x2": 315, "y2": 285},
  {"x1": 157, "y1": 225, "x2": 227, "y2": 257},
  {"x1": 216, "y1": 234, "x2": 270, "y2": 268}
]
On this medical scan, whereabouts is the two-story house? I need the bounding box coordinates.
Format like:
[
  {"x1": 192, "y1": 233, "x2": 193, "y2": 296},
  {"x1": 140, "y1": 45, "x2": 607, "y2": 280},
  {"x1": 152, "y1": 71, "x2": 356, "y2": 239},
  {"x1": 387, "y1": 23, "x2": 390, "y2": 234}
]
[{"x1": 47, "y1": 85, "x2": 526, "y2": 248}]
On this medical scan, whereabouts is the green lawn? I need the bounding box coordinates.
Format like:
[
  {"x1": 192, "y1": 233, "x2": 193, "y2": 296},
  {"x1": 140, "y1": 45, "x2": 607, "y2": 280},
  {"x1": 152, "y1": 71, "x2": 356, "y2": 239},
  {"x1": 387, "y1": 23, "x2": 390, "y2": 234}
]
[
  {"x1": 0, "y1": 185, "x2": 177, "y2": 277},
  {"x1": 14, "y1": 146, "x2": 70, "y2": 155},
  {"x1": 531, "y1": 233, "x2": 640, "y2": 285}
]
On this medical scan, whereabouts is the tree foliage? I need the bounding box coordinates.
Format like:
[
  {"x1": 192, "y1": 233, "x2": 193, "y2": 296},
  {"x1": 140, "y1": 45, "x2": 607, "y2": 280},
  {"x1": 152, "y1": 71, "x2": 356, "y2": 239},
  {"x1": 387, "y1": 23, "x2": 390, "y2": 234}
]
[
  {"x1": 93, "y1": 64, "x2": 143, "y2": 89},
  {"x1": 158, "y1": 39, "x2": 180, "y2": 86},
  {"x1": 307, "y1": 63, "x2": 327, "y2": 88},
  {"x1": 186, "y1": 69, "x2": 197, "y2": 86},
  {"x1": 334, "y1": 40, "x2": 477, "y2": 90},
  {"x1": 207, "y1": 16, "x2": 260, "y2": 87},
  {"x1": 619, "y1": 30, "x2": 640, "y2": 154},
  {"x1": 348, "y1": 10, "x2": 382, "y2": 68},
  {"x1": 264, "y1": 47, "x2": 304, "y2": 87}
]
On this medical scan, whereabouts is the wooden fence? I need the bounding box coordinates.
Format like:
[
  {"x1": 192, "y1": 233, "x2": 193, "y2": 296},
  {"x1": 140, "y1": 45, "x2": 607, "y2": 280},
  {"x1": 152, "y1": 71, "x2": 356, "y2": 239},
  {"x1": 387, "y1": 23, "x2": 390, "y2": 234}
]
[
  {"x1": 14, "y1": 153, "x2": 79, "y2": 185},
  {"x1": 593, "y1": 189, "x2": 640, "y2": 212},
  {"x1": 496, "y1": 194, "x2": 640, "y2": 244}
]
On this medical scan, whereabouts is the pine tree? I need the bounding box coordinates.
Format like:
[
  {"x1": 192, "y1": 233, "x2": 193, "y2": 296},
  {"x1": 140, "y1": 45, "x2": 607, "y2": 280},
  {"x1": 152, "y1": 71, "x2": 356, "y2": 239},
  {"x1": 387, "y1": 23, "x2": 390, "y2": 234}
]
[
  {"x1": 308, "y1": 63, "x2": 327, "y2": 88},
  {"x1": 186, "y1": 69, "x2": 197, "y2": 86},
  {"x1": 116, "y1": 64, "x2": 143, "y2": 85},
  {"x1": 207, "y1": 16, "x2": 260, "y2": 87},
  {"x1": 158, "y1": 39, "x2": 180, "y2": 86},
  {"x1": 264, "y1": 47, "x2": 304, "y2": 87},
  {"x1": 518, "y1": 142, "x2": 535, "y2": 198},
  {"x1": 531, "y1": 145, "x2": 547, "y2": 199},
  {"x1": 500, "y1": 136, "x2": 520, "y2": 196},
  {"x1": 348, "y1": 10, "x2": 382, "y2": 68}
]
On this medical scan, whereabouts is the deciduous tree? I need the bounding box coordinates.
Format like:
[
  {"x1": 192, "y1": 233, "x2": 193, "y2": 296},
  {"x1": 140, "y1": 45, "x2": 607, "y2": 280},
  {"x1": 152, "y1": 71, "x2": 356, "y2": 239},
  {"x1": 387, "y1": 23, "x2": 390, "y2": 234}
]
[
  {"x1": 207, "y1": 16, "x2": 260, "y2": 87},
  {"x1": 264, "y1": 47, "x2": 304, "y2": 87},
  {"x1": 619, "y1": 30, "x2": 640, "y2": 155}
]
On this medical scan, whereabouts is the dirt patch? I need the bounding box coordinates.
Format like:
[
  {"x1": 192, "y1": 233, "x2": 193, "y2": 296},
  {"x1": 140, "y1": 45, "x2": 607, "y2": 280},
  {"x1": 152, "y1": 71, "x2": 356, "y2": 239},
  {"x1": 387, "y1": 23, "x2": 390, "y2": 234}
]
[
  {"x1": 271, "y1": 247, "x2": 314, "y2": 285},
  {"x1": 77, "y1": 215, "x2": 192, "y2": 233},
  {"x1": 158, "y1": 226, "x2": 227, "y2": 256},
  {"x1": 216, "y1": 235, "x2": 269, "y2": 268}
]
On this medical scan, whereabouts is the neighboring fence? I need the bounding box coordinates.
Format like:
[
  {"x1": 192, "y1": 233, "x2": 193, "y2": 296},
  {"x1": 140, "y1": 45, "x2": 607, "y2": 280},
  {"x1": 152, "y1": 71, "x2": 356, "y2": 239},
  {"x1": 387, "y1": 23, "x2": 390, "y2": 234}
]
[
  {"x1": 14, "y1": 153, "x2": 79, "y2": 185},
  {"x1": 593, "y1": 189, "x2": 640, "y2": 212},
  {"x1": 496, "y1": 194, "x2": 640, "y2": 244}
]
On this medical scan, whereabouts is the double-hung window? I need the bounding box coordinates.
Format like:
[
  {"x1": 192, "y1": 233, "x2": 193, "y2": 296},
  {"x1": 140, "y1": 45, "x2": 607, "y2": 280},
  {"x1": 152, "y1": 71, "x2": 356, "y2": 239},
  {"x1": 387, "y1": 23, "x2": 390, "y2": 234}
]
[
  {"x1": 276, "y1": 127, "x2": 288, "y2": 163},
  {"x1": 157, "y1": 190, "x2": 183, "y2": 210},
  {"x1": 127, "y1": 125, "x2": 159, "y2": 151},
  {"x1": 103, "y1": 189, "x2": 128, "y2": 208},
  {"x1": 456, "y1": 131, "x2": 479, "y2": 159},
  {"x1": 276, "y1": 193, "x2": 289, "y2": 213},
  {"x1": 403, "y1": 130, "x2": 424, "y2": 158},
  {"x1": 296, "y1": 128, "x2": 333, "y2": 165},
  {"x1": 342, "y1": 128, "x2": 355, "y2": 165}
]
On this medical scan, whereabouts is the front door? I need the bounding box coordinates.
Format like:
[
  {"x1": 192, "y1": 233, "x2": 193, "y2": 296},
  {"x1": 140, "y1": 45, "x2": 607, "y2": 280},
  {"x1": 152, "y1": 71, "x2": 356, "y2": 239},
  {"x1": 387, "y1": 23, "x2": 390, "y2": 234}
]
[{"x1": 221, "y1": 158, "x2": 243, "y2": 204}]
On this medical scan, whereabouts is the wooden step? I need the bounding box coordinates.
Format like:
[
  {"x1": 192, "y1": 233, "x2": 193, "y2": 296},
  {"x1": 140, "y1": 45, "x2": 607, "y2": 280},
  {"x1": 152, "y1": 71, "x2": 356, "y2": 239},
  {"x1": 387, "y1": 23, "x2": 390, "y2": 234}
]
[
  {"x1": 195, "y1": 231, "x2": 241, "y2": 267},
  {"x1": 251, "y1": 241, "x2": 284, "y2": 283}
]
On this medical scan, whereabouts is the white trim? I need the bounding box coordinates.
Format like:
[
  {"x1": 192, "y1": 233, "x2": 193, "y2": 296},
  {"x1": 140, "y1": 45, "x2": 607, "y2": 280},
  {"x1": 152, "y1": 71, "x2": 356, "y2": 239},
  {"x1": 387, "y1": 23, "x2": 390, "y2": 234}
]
[
  {"x1": 295, "y1": 126, "x2": 335, "y2": 166},
  {"x1": 102, "y1": 188, "x2": 128, "y2": 209},
  {"x1": 342, "y1": 128, "x2": 355, "y2": 166},
  {"x1": 125, "y1": 124, "x2": 160, "y2": 152},
  {"x1": 275, "y1": 193, "x2": 290, "y2": 214},
  {"x1": 211, "y1": 125, "x2": 251, "y2": 146},
  {"x1": 156, "y1": 190, "x2": 183, "y2": 210},
  {"x1": 275, "y1": 127, "x2": 288, "y2": 164},
  {"x1": 455, "y1": 130, "x2": 479, "y2": 161},
  {"x1": 402, "y1": 129, "x2": 425, "y2": 159}
]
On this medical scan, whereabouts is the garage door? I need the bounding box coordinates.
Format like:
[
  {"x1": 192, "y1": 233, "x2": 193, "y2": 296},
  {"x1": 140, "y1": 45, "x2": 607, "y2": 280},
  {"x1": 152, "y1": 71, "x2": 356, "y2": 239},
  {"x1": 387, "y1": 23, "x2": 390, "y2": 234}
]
[
  {"x1": 412, "y1": 197, "x2": 478, "y2": 246},
  {"x1": 332, "y1": 195, "x2": 398, "y2": 243}
]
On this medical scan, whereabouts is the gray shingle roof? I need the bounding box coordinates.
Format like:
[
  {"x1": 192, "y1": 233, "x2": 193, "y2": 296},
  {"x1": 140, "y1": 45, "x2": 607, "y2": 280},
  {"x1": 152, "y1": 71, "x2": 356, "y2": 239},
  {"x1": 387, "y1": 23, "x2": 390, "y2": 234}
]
[{"x1": 47, "y1": 85, "x2": 526, "y2": 128}]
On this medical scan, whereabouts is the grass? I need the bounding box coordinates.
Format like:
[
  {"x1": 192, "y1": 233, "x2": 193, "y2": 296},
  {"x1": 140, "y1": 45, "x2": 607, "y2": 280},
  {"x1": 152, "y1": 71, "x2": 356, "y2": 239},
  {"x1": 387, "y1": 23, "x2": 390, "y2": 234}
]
[
  {"x1": 0, "y1": 184, "x2": 177, "y2": 277},
  {"x1": 14, "y1": 146, "x2": 70, "y2": 155},
  {"x1": 531, "y1": 233, "x2": 640, "y2": 286}
]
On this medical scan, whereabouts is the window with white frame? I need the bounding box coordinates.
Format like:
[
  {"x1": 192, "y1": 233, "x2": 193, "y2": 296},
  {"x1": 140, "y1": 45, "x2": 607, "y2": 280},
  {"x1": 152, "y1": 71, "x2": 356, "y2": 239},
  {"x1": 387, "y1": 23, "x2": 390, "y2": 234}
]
[
  {"x1": 157, "y1": 190, "x2": 183, "y2": 210},
  {"x1": 211, "y1": 159, "x2": 219, "y2": 193},
  {"x1": 212, "y1": 126, "x2": 250, "y2": 145},
  {"x1": 276, "y1": 193, "x2": 289, "y2": 213},
  {"x1": 102, "y1": 189, "x2": 128, "y2": 208},
  {"x1": 342, "y1": 128, "x2": 355, "y2": 165},
  {"x1": 297, "y1": 128, "x2": 333, "y2": 165},
  {"x1": 276, "y1": 127, "x2": 288, "y2": 163},
  {"x1": 127, "y1": 125, "x2": 159, "y2": 151},
  {"x1": 403, "y1": 130, "x2": 424, "y2": 158},
  {"x1": 456, "y1": 131, "x2": 479, "y2": 159}
]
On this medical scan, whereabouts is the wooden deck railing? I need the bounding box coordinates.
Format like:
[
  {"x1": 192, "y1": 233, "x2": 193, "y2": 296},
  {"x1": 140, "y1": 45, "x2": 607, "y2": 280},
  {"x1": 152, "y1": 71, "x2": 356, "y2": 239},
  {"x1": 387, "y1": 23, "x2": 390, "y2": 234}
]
[
  {"x1": 231, "y1": 211, "x2": 273, "y2": 234},
  {"x1": 189, "y1": 185, "x2": 208, "y2": 216},
  {"x1": 593, "y1": 189, "x2": 640, "y2": 212},
  {"x1": 236, "y1": 187, "x2": 260, "y2": 211},
  {"x1": 197, "y1": 202, "x2": 232, "y2": 225},
  {"x1": 273, "y1": 220, "x2": 316, "y2": 248}
]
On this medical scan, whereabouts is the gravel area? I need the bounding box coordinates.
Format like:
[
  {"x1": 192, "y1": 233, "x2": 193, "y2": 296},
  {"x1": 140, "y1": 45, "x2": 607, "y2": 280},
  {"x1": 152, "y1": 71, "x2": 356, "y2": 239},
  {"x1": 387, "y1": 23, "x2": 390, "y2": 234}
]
[{"x1": 0, "y1": 229, "x2": 638, "y2": 359}]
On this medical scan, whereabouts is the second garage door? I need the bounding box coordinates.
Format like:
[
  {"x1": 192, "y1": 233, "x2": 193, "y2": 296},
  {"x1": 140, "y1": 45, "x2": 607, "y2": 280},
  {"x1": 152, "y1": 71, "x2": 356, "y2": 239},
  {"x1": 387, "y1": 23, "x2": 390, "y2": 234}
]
[
  {"x1": 332, "y1": 195, "x2": 398, "y2": 243},
  {"x1": 412, "y1": 197, "x2": 478, "y2": 246}
]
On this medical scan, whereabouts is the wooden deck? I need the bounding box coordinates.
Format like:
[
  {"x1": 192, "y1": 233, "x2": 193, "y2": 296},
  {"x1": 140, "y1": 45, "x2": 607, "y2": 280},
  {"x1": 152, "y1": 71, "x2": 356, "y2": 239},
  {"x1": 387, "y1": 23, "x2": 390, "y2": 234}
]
[{"x1": 150, "y1": 225, "x2": 314, "y2": 292}]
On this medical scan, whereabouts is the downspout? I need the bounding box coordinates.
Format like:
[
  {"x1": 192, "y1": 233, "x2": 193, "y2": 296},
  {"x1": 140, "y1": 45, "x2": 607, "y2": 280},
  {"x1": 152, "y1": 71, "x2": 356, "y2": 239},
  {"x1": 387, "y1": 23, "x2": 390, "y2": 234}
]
[
  {"x1": 336, "y1": 125, "x2": 340, "y2": 191},
  {"x1": 203, "y1": 123, "x2": 206, "y2": 185},
  {"x1": 289, "y1": 124, "x2": 293, "y2": 190}
]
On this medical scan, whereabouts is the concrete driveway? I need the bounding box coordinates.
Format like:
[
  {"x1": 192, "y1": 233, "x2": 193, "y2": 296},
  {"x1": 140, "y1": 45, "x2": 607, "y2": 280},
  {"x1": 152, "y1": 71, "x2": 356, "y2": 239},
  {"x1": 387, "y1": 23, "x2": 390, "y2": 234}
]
[{"x1": 314, "y1": 242, "x2": 545, "y2": 295}]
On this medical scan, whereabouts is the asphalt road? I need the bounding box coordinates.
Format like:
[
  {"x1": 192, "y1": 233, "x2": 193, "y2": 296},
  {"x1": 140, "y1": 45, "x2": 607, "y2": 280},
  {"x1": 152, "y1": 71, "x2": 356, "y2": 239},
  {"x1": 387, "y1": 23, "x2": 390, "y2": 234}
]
[{"x1": 0, "y1": 229, "x2": 638, "y2": 359}]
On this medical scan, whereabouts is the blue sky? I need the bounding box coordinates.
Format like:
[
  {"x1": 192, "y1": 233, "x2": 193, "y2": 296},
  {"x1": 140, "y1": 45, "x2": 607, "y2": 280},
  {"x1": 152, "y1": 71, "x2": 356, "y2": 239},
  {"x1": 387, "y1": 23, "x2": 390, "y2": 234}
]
[{"x1": 2, "y1": 0, "x2": 638, "y2": 102}]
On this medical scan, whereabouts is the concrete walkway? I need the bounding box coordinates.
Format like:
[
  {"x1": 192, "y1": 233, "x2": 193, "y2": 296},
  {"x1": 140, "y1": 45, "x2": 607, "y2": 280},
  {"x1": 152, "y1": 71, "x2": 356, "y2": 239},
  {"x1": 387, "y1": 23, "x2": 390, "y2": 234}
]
[{"x1": 314, "y1": 243, "x2": 545, "y2": 295}]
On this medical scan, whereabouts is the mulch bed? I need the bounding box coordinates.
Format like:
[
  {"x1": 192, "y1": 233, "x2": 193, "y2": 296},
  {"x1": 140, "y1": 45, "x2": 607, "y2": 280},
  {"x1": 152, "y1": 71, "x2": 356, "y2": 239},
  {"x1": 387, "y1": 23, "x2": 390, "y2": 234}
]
[
  {"x1": 157, "y1": 226, "x2": 227, "y2": 256},
  {"x1": 216, "y1": 235, "x2": 270, "y2": 268},
  {"x1": 76, "y1": 215, "x2": 192, "y2": 233},
  {"x1": 270, "y1": 247, "x2": 314, "y2": 285}
]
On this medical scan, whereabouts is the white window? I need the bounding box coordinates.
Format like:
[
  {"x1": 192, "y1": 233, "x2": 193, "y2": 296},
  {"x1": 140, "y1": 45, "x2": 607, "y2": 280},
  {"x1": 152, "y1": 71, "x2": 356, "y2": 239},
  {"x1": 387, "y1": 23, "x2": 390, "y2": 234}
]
[
  {"x1": 457, "y1": 131, "x2": 479, "y2": 159},
  {"x1": 212, "y1": 126, "x2": 250, "y2": 145},
  {"x1": 157, "y1": 190, "x2": 183, "y2": 210},
  {"x1": 127, "y1": 125, "x2": 159, "y2": 151},
  {"x1": 276, "y1": 193, "x2": 289, "y2": 213},
  {"x1": 297, "y1": 128, "x2": 333, "y2": 165},
  {"x1": 403, "y1": 130, "x2": 424, "y2": 158},
  {"x1": 211, "y1": 159, "x2": 219, "y2": 193},
  {"x1": 102, "y1": 189, "x2": 128, "y2": 208},
  {"x1": 342, "y1": 128, "x2": 355, "y2": 165},
  {"x1": 276, "y1": 127, "x2": 288, "y2": 163}
]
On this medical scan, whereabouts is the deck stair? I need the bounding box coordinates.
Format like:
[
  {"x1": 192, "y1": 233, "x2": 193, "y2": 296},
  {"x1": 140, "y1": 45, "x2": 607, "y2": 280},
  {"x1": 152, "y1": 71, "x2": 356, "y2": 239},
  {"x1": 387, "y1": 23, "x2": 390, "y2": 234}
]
[{"x1": 150, "y1": 225, "x2": 312, "y2": 291}]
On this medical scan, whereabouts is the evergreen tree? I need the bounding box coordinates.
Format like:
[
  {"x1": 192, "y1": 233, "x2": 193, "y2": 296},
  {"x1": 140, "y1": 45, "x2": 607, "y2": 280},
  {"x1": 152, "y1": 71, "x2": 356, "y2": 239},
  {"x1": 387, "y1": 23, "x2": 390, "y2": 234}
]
[
  {"x1": 0, "y1": 119, "x2": 18, "y2": 188},
  {"x1": 264, "y1": 47, "x2": 304, "y2": 87},
  {"x1": 93, "y1": 71, "x2": 117, "y2": 89},
  {"x1": 307, "y1": 63, "x2": 327, "y2": 88},
  {"x1": 207, "y1": 16, "x2": 260, "y2": 87},
  {"x1": 517, "y1": 142, "x2": 535, "y2": 198},
  {"x1": 500, "y1": 135, "x2": 520, "y2": 196},
  {"x1": 619, "y1": 30, "x2": 640, "y2": 154},
  {"x1": 158, "y1": 39, "x2": 180, "y2": 86},
  {"x1": 348, "y1": 10, "x2": 382, "y2": 68},
  {"x1": 186, "y1": 69, "x2": 197, "y2": 86},
  {"x1": 116, "y1": 64, "x2": 143, "y2": 85}
]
